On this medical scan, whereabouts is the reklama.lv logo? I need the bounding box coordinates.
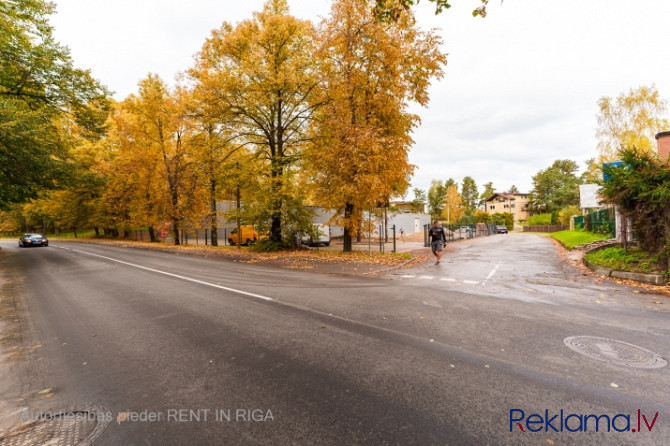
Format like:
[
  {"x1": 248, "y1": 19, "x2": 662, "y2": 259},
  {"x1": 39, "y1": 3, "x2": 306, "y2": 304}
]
[{"x1": 510, "y1": 409, "x2": 659, "y2": 433}]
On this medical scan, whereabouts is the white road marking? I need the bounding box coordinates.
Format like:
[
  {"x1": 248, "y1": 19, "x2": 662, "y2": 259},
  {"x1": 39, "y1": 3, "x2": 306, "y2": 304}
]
[
  {"x1": 53, "y1": 246, "x2": 273, "y2": 301},
  {"x1": 440, "y1": 278, "x2": 456, "y2": 282},
  {"x1": 463, "y1": 280, "x2": 480, "y2": 285},
  {"x1": 419, "y1": 276, "x2": 435, "y2": 280},
  {"x1": 483, "y1": 263, "x2": 500, "y2": 284},
  {"x1": 400, "y1": 274, "x2": 416, "y2": 278}
]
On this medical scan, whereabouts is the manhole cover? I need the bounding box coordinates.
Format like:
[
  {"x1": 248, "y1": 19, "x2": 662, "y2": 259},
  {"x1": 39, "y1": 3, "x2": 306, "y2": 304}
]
[
  {"x1": 564, "y1": 336, "x2": 667, "y2": 369},
  {"x1": 0, "y1": 407, "x2": 110, "y2": 446}
]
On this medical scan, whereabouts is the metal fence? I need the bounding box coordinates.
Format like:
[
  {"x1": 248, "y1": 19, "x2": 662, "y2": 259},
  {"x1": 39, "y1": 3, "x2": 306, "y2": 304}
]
[
  {"x1": 570, "y1": 209, "x2": 616, "y2": 237},
  {"x1": 423, "y1": 222, "x2": 499, "y2": 247},
  {"x1": 589, "y1": 208, "x2": 616, "y2": 237}
]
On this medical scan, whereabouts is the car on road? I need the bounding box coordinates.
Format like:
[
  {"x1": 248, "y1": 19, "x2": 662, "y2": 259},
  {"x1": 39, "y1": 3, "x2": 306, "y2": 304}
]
[
  {"x1": 228, "y1": 226, "x2": 259, "y2": 246},
  {"x1": 300, "y1": 224, "x2": 331, "y2": 247},
  {"x1": 19, "y1": 233, "x2": 49, "y2": 247},
  {"x1": 496, "y1": 225, "x2": 508, "y2": 234}
]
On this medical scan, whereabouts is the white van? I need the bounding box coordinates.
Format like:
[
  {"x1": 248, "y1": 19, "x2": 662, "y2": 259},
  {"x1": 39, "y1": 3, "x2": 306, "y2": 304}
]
[{"x1": 300, "y1": 223, "x2": 331, "y2": 247}]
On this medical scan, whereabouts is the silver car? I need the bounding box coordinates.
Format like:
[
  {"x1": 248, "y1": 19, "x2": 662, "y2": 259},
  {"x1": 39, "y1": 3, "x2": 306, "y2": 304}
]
[{"x1": 19, "y1": 233, "x2": 49, "y2": 247}]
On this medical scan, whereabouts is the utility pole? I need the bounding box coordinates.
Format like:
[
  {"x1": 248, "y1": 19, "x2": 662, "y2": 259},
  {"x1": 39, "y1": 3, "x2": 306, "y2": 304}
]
[{"x1": 236, "y1": 182, "x2": 241, "y2": 249}]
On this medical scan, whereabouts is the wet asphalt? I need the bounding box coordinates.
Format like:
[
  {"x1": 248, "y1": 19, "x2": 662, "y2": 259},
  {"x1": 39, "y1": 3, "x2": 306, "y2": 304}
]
[{"x1": 0, "y1": 234, "x2": 668, "y2": 445}]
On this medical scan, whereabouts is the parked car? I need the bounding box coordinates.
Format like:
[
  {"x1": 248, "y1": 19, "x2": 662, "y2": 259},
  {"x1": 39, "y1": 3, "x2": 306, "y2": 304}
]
[
  {"x1": 228, "y1": 226, "x2": 259, "y2": 246},
  {"x1": 496, "y1": 225, "x2": 508, "y2": 234},
  {"x1": 300, "y1": 224, "x2": 331, "y2": 247},
  {"x1": 19, "y1": 233, "x2": 49, "y2": 247}
]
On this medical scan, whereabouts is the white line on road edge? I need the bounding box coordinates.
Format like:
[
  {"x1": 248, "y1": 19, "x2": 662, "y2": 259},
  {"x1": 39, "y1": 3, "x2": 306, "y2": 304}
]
[
  {"x1": 418, "y1": 276, "x2": 435, "y2": 280},
  {"x1": 463, "y1": 280, "x2": 480, "y2": 285},
  {"x1": 53, "y1": 246, "x2": 273, "y2": 301},
  {"x1": 440, "y1": 278, "x2": 456, "y2": 282}
]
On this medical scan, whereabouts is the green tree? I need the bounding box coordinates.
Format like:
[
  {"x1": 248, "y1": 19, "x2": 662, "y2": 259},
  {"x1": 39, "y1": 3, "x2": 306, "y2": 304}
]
[
  {"x1": 479, "y1": 181, "x2": 495, "y2": 207},
  {"x1": 460, "y1": 176, "x2": 478, "y2": 215},
  {"x1": 508, "y1": 184, "x2": 519, "y2": 194},
  {"x1": 411, "y1": 188, "x2": 427, "y2": 213},
  {"x1": 490, "y1": 212, "x2": 513, "y2": 230},
  {"x1": 0, "y1": 0, "x2": 108, "y2": 208},
  {"x1": 427, "y1": 179, "x2": 446, "y2": 217},
  {"x1": 528, "y1": 159, "x2": 581, "y2": 213}
]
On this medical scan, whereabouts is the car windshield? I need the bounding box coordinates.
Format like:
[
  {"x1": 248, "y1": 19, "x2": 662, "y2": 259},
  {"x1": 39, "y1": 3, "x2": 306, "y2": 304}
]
[{"x1": 29, "y1": 234, "x2": 44, "y2": 238}]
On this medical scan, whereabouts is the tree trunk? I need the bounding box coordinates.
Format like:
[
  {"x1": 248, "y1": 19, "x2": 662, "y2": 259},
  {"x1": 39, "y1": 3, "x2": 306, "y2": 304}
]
[
  {"x1": 94, "y1": 227, "x2": 99, "y2": 237},
  {"x1": 148, "y1": 226, "x2": 156, "y2": 243},
  {"x1": 343, "y1": 202, "x2": 354, "y2": 252},
  {"x1": 73, "y1": 228, "x2": 77, "y2": 238},
  {"x1": 270, "y1": 165, "x2": 283, "y2": 243},
  {"x1": 210, "y1": 179, "x2": 218, "y2": 246},
  {"x1": 172, "y1": 220, "x2": 180, "y2": 246}
]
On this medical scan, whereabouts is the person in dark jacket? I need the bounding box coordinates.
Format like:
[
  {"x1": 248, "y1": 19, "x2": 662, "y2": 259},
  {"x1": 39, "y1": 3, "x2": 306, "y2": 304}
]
[{"x1": 428, "y1": 220, "x2": 447, "y2": 264}]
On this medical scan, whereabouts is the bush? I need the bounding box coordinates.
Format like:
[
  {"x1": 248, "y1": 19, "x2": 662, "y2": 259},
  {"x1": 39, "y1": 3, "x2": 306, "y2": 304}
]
[
  {"x1": 558, "y1": 206, "x2": 581, "y2": 226},
  {"x1": 585, "y1": 247, "x2": 662, "y2": 273},
  {"x1": 248, "y1": 239, "x2": 292, "y2": 252},
  {"x1": 474, "y1": 210, "x2": 491, "y2": 223},
  {"x1": 527, "y1": 213, "x2": 552, "y2": 225},
  {"x1": 490, "y1": 212, "x2": 514, "y2": 230},
  {"x1": 601, "y1": 148, "x2": 670, "y2": 270}
]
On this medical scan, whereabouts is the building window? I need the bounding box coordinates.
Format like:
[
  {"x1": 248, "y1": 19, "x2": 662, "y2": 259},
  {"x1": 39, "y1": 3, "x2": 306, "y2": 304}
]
[
  {"x1": 489, "y1": 205, "x2": 495, "y2": 210},
  {"x1": 504, "y1": 204, "x2": 509, "y2": 208},
  {"x1": 511, "y1": 204, "x2": 515, "y2": 208}
]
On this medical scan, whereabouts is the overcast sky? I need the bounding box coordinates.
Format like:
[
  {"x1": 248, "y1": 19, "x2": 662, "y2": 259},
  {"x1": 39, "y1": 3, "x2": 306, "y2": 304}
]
[{"x1": 50, "y1": 0, "x2": 670, "y2": 198}]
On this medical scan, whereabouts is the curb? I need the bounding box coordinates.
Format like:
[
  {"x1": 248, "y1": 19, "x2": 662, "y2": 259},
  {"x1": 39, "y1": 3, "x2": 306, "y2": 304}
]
[
  {"x1": 582, "y1": 257, "x2": 667, "y2": 286},
  {"x1": 361, "y1": 254, "x2": 416, "y2": 276},
  {"x1": 54, "y1": 238, "x2": 410, "y2": 278}
]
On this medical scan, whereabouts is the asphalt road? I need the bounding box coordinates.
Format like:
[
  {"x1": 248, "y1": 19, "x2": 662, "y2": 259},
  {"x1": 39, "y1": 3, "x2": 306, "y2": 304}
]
[{"x1": 0, "y1": 234, "x2": 668, "y2": 445}]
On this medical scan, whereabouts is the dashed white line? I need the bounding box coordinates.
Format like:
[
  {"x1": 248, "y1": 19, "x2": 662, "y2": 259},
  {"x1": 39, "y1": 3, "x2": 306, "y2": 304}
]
[
  {"x1": 484, "y1": 263, "x2": 500, "y2": 284},
  {"x1": 419, "y1": 276, "x2": 435, "y2": 280},
  {"x1": 400, "y1": 274, "x2": 416, "y2": 278},
  {"x1": 53, "y1": 246, "x2": 273, "y2": 301},
  {"x1": 463, "y1": 280, "x2": 480, "y2": 285},
  {"x1": 440, "y1": 278, "x2": 457, "y2": 282}
]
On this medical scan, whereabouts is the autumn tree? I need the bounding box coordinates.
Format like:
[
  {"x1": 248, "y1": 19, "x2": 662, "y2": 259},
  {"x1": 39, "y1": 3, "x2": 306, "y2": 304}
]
[
  {"x1": 442, "y1": 184, "x2": 463, "y2": 224},
  {"x1": 596, "y1": 85, "x2": 669, "y2": 164},
  {"x1": 107, "y1": 100, "x2": 165, "y2": 239},
  {"x1": 460, "y1": 176, "x2": 478, "y2": 215},
  {"x1": 118, "y1": 75, "x2": 206, "y2": 244},
  {"x1": 309, "y1": 0, "x2": 446, "y2": 251},
  {"x1": 191, "y1": 0, "x2": 322, "y2": 244},
  {"x1": 188, "y1": 90, "x2": 246, "y2": 246},
  {"x1": 508, "y1": 184, "x2": 519, "y2": 193}
]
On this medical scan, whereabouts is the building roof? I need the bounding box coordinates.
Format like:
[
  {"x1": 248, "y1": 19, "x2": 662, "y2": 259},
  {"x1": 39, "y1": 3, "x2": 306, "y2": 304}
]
[{"x1": 484, "y1": 192, "x2": 528, "y2": 202}]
